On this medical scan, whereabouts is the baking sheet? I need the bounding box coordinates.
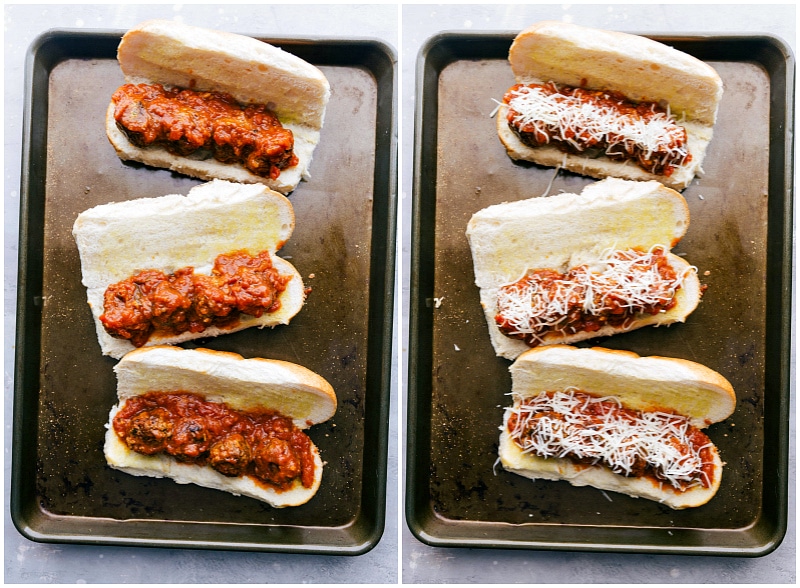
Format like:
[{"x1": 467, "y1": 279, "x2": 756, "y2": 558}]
[
  {"x1": 407, "y1": 32, "x2": 793, "y2": 555},
  {"x1": 12, "y1": 29, "x2": 396, "y2": 554}
]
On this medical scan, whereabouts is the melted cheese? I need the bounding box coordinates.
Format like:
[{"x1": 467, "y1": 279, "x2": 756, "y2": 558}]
[
  {"x1": 496, "y1": 246, "x2": 694, "y2": 344},
  {"x1": 506, "y1": 84, "x2": 689, "y2": 165},
  {"x1": 507, "y1": 389, "x2": 713, "y2": 490}
]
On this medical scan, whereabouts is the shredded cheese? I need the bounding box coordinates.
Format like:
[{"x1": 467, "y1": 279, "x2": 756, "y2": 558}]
[
  {"x1": 505, "y1": 83, "x2": 690, "y2": 174},
  {"x1": 495, "y1": 246, "x2": 694, "y2": 345},
  {"x1": 507, "y1": 389, "x2": 714, "y2": 490}
]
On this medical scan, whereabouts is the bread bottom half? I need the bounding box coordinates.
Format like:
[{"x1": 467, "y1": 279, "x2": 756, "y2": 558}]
[
  {"x1": 479, "y1": 252, "x2": 702, "y2": 360},
  {"x1": 106, "y1": 103, "x2": 321, "y2": 195},
  {"x1": 498, "y1": 428, "x2": 723, "y2": 510},
  {"x1": 104, "y1": 406, "x2": 324, "y2": 508}
]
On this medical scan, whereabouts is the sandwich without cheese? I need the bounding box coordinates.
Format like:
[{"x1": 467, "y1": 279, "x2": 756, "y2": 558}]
[
  {"x1": 73, "y1": 179, "x2": 305, "y2": 359},
  {"x1": 496, "y1": 21, "x2": 724, "y2": 191},
  {"x1": 499, "y1": 345, "x2": 736, "y2": 509},
  {"x1": 105, "y1": 346, "x2": 337, "y2": 507},
  {"x1": 466, "y1": 177, "x2": 702, "y2": 360},
  {"x1": 106, "y1": 20, "x2": 331, "y2": 194}
]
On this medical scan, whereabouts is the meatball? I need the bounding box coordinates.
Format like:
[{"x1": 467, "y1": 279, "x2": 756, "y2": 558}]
[
  {"x1": 121, "y1": 408, "x2": 173, "y2": 455},
  {"x1": 252, "y1": 437, "x2": 301, "y2": 486},
  {"x1": 208, "y1": 433, "x2": 252, "y2": 477},
  {"x1": 166, "y1": 417, "x2": 210, "y2": 461}
]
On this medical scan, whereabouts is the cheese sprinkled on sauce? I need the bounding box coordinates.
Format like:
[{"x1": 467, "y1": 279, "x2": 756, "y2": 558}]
[
  {"x1": 504, "y1": 83, "x2": 690, "y2": 175},
  {"x1": 495, "y1": 246, "x2": 694, "y2": 345},
  {"x1": 507, "y1": 389, "x2": 714, "y2": 490}
]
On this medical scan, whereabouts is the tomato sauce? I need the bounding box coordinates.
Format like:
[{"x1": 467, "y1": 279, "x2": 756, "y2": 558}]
[
  {"x1": 100, "y1": 250, "x2": 291, "y2": 347},
  {"x1": 113, "y1": 391, "x2": 316, "y2": 491},
  {"x1": 112, "y1": 83, "x2": 298, "y2": 179}
]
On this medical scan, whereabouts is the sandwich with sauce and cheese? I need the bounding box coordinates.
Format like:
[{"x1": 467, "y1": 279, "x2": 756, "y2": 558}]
[
  {"x1": 496, "y1": 21, "x2": 724, "y2": 191},
  {"x1": 498, "y1": 345, "x2": 736, "y2": 509},
  {"x1": 466, "y1": 177, "x2": 702, "y2": 361}
]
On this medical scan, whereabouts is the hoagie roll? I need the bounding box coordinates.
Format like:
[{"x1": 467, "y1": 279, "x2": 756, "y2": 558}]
[
  {"x1": 105, "y1": 346, "x2": 337, "y2": 507},
  {"x1": 466, "y1": 178, "x2": 702, "y2": 360},
  {"x1": 106, "y1": 20, "x2": 331, "y2": 194},
  {"x1": 499, "y1": 345, "x2": 736, "y2": 509},
  {"x1": 497, "y1": 21, "x2": 724, "y2": 191},
  {"x1": 73, "y1": 180, "x2": 305, "y2": 359}
]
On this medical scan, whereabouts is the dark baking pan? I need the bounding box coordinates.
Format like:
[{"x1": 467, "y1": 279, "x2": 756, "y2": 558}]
[
  {"x1": 12, "y1": 28, "x2": 396, "y2": 554},
  {"x1": 407, "y1": 31, "x2": 793, "y2": 555}
]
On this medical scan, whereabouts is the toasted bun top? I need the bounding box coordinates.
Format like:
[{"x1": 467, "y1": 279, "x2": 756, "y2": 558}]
[
  {"x1": 509, "y1": 345, "x2": 736, "y2": 427},
  {"x1": 117, "y1": 20, "x2": 330, "y2": 129},
  {"x1": 114, "y1": 346, "x2": 337, "y2": 428},
  {"x1": 73, "y1": 180, "x2": 295, "y2": 289},
  {"x1": 466, "y1": 178, "x2": 689, "y2": 289},
  {"x1": 509, "y1": 21, "x2": 723, "y2": 126}
]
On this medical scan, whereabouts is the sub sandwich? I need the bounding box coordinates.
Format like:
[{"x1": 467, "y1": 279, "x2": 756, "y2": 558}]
[
  {"x1": 466, "y1": 178, "x2": 702, "y2": 360},
  {"x1": 498, "y1": 345, "x2": 736, "y2": 509},
  {"x1": 496, "y1": 21, "x2": 724, "y2": 191},
  {"x1": 106, "y1": 20, "x2": 331, "y2": 195},
  {"x1": 105, "y1": 346, "x2": 337, "y2": 507},
  {"x1": 73, "y1": 179, "x2": 305, "y2": 359}
]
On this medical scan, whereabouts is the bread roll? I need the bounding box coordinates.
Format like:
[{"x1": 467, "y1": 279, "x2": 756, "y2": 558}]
[
  {"x1": 107, "y1": 20, "x2": 331, "y2": 194},
  {"x1": 499, "y1": 345, "x2": 736, "y2": 509},
  {"x1": 73, "y1": 179, "x2": 305, "y2": 359},
  {"x1": 466, "y1": 178, "x2": 701, "y2": 360},
  {"x1": 498, "y1": 21, "x2": 724, "y2": 190},
  {"x1": 105, "y1": 346, "x2": 337, "y2": 507}
]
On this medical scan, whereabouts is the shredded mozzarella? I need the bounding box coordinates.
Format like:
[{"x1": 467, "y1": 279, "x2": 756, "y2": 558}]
[
  {"x1": 496, "y1": 246, "x2": 694, "y2": 344},
  {"x1": 507, "y1": 389, "x2": 714, "y2": 490},
  {"x1": 505, "y1": 83, "x2": 689, "y2": 170}
]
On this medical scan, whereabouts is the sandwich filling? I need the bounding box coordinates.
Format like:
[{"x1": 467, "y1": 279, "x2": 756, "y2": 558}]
[
  {"x1": 506, "y1": 389, "x2": 716, "y2": 490},
  {"x1": 112, "y1": 83, "x2": 298, "y2": 180},
  {"x1": 100, "y1": 250, "x2": 292, "y2": 347},
  {"x1": 494, "y1": 246, "x2": 691, "y2": 346},
  {"x1": 113, "y1": 391, "x2": 315, "y2": 490},
  {"x1": 503, "y1": 82, "x2": 691, "y2": 177}
]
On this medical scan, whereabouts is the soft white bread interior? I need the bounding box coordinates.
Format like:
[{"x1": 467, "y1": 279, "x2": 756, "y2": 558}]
[
  {"x1": 466, "y1": 178, "x2": 701, "y2": 360},
  {"x1": 109, "y1": 20, "x2": 331, "y2": 194},
  {"x1": 499, "y1": 345, "x2": 736, "y2": 509},
  {"x1": 73, "y1": 180, "x2": 305, "y2": 359},
  {"x1": 105, "y1": 346, "x2": 337, "y2": 507},
  {"x1": 509, "y1": 345, "x2": 736, "y2": 426},
  {"x1": 509, "y1": 21, "x2": 723, "y2": 125},
  {"x1": 499, "y1": 21, "x2": 724, "y2": 190}
]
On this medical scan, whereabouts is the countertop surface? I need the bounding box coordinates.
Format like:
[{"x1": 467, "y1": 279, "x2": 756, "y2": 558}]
[{"x1": 5, "y1": 2, "x2": 795, "y2": 584}]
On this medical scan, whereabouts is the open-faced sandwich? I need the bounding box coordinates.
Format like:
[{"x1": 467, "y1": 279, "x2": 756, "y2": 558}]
[
  {"x1": 496, "y1": 21, "x2": 724, "y2": 191},
  {"x1": 106, "y1": 20, "x2": 331, "y2": 194},
  {"x1": 498, "y1": 345, "x2": 736, "y2": 509}
]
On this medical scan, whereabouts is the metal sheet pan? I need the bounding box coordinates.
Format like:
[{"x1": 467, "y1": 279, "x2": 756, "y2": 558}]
[
  {"x1": 12, "y1": 29, "x2": 396, "y2": 554},
  {"x1": 407, "y1": 31, "x2": 793, "y2": 555}
]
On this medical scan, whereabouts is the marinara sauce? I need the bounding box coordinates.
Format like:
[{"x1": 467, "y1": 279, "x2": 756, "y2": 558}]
[
  {"x1": 504, "y1": 82, "x2": 691, "y2": 176},
  {"x1": 100, "y1": 250, "x2": 291, "y2": 347},
  {"x1": 112, "y1": 83, "x2": 298, "y2": 180},
  {"x1": 113, "y1": 391, "x2": 316, "y2": 490}
]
